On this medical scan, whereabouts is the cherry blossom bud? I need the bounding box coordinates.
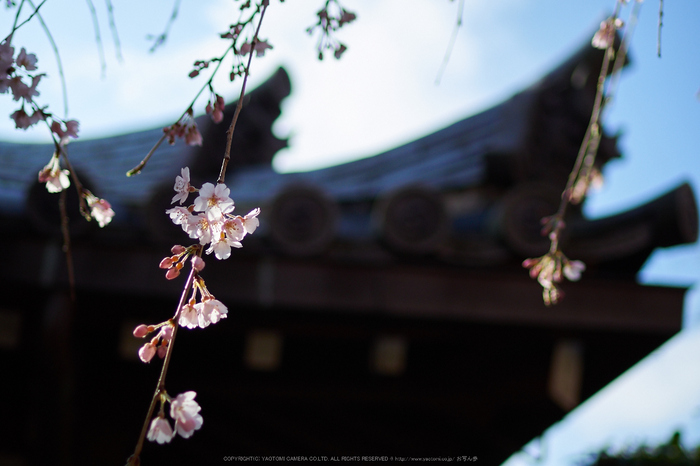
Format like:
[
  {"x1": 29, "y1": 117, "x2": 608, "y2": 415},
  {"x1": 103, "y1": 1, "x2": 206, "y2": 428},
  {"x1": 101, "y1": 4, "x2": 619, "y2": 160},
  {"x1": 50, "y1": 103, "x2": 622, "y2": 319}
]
[
  {"x1": 165, "y1": 267, "x2": 180, "y2": 280},
  {"x1": 139, "y1": 343, "x2": 157, "y2": 363},
  {"x1": 334, "y1": 44, "x2": 347, "y2": 59},
  {"x1": 171, "y1": 245, "x2": 186, "y2": 255},
  {"x1": 159, "y1": 257, "x2": 174, "y2": 269},
  {"x1": 157, "y1": 344, "x2": 167, "y2": 359},
  {"x1": 185, "y1": 124, "x2": 203, "y2": 146},
  {"x1": 133, "y1": 324, "x2": 150, "y2": 338},
  {"x1": 191, "y1": 255, "x2": 205, "y2": 272},
  {"x1": 212, "y1": 109, "x2": 223, "y2": 124}
]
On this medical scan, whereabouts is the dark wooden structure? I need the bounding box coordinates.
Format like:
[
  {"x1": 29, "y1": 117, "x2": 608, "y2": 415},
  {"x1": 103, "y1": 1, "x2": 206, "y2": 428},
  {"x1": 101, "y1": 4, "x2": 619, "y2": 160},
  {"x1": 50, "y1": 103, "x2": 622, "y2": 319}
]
[{"x1": 0, "y1": 38, "x2": 697, "y2": 466}]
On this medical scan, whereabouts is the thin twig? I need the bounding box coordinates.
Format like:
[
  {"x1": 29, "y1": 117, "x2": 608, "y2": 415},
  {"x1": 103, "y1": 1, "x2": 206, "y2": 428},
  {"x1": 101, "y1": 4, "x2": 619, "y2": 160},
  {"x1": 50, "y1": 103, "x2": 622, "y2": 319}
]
[
  {"x1": 217, "y1": 2, "x2": 269, "y2": 185},
  {"x1": 547, "y1": 23, "x2": 618, "y2": 245},
  {"x1": 58, "y1": 144, "x2": 91, "y2": 219},
  {"x1": 59, "y1": 188, "x2": 76, "y2": 303},
  {"x1": 105, "y1": 0, "x2": 123, "y2": 62},
  {"x1": 85, "y1": 0, "x2": 107, "y2": 78},
  {"x1": 148, "y1": 0, "x2": 181, "y2": 53},
  {"x1": 605, "y1": 0, "x2": 642, "y2": 112},
  {"x1": 27, "y1": 0, "x2": 69, "y2": 118},
  {"x1": 657, "y1": 0, "x2": 663, "y2": 58},
  {"x1": 8, "y1": 0, "x2": 24, "y2": 39},
  {"x1": 435, "y1": 0, "x2": 464, "y2": 85},
  {"x1": 126, "y1": 45, "x2": 234, "y2": 176},
  {"x1": 6, "y1": 0, "x2": 48, "y2": 41}
]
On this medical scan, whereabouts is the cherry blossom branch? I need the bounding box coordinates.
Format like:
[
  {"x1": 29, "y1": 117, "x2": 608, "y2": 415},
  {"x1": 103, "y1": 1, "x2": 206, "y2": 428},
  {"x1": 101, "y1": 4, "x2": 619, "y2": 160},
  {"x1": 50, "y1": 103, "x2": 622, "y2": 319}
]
[
  {"x1": 127, "y1": 259, "x2": 198, "y2": 466},
  {"x1": 128, "y1": 0, "x2": 272, "y2": 178},
  {"x1": 523, "y1": 0, "x2": 641, "y2": 305},
  {"x1": 217, "y1": 1, "x2": 269, "y2": 185},
  {"x1": 126, "y1": 45, "x2": 233, "y2": 176},
  {"x1": 306, "y1": 0, "x2": 357, "y2": 60}
]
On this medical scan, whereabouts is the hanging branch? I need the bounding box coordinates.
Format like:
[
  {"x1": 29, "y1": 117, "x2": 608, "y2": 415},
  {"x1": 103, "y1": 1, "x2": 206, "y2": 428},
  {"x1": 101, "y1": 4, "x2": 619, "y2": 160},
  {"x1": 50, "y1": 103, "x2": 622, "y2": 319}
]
[
  {"x1": 657, "y1": 0, "x2": 664, "y2": 58},
  {"x1": 84, "y1": 0, "x2": 107, "y2": 78},
  {"x1": 126, "y1": 45, "x2": 233, "y2": 176},
  {"x1": 435, "y1": 0, "x2": 464, "y2": 85},
  {"x1": 523, "y1": 0, "x2": 642, "y2": 306},
  {"x1": 105, "y1": 0, "x2": 123, "y2": 62},
  {"x1": 147, "y1": 0, "x2": 182, "y2": 53},
  {"x1": 26, "y1": 0, "x2": 69, "y2": 117},
  {"x1": 218, "y1": 1, "x2": 269, "y2": 184}
]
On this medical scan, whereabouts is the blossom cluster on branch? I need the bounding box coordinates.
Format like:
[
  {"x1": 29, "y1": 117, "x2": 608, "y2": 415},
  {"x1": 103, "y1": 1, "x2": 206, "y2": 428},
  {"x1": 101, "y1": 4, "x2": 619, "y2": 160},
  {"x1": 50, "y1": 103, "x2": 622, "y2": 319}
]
[
  {"x1": 166, "y1": 167, "x2": 260, "y2": 261},
  {"x1": 306, "y1": 0, "x2": 357, "y2": 60},
  {"x1": 146, "y1": 391, "x2": 203, "y2": 444},
  {"x1": 522, "y1": 0, "x2": 640, "y2": 305}
]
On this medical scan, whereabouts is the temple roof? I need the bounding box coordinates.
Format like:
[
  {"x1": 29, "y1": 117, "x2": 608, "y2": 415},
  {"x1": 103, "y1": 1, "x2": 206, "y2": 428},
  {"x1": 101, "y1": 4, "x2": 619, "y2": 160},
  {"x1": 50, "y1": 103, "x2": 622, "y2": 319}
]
[{"x1": 0, "y1": 38, "x2": 696, "y2": 277}]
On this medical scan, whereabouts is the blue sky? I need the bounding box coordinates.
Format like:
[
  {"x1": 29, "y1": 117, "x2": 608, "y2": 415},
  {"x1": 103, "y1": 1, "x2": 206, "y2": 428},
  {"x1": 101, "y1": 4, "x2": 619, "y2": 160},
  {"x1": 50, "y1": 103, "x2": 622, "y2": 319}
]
[{"x1": 2, "y1": 1, "x2": 700, "y2": 463}]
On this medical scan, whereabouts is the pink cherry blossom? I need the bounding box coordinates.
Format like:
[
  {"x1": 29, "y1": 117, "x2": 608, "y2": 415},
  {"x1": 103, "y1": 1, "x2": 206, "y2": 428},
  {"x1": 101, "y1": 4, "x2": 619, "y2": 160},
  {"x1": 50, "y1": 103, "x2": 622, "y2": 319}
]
[
  {"x1": 185, "y1": 123, "x2": 202, "y2": 146},
  {"x1": 194, "y1": 183, "x2": 234, "y2": 222},
  {"x1": 522, "y1": 249, "x2": 586, "y2": 306},
  {"x1": 172, "y1": 167, "x2": 192, "y2": 205},
  {"x1": 86, "y1": 194, "x2": 115, "y2": 228},
  {"x1": 159, "y1": 325, "x2": 173, "y2": 342},
  {"x1": 9, "y1": 74, "x2": 42, "y2": 103},
  {"x1": 206, "y1": 222, "x2": 243, "y2": 260},
  {"x1": 16, "y1": 48, "x2": 37, "y2": 71},
  {"x1": 202, "y1": 298, "x2": 228, "y2": 324},
  {"x1": 223, "y1": 216, "x2": 246, "y2": 242},
  {"x1": 563, "y1": 259, "x2": 586, "y2": 281},
  {"x1": 166, "y1": 206, "x2": 192, "y2": 226},
  {"x1": 11, "y1": 107, "x2": 43, "y2": 129},
  {"x1": 242, "y1": 208, "x2": 261, "y2": 234},
  {"x1": 51, "y1": 119, "x2": 80, "y2": 143},
  {"x1": 0, "y1": 40, "x2": 14, "y2": 79},
  {"x1": 38, "y1": 155, "x2": 70, "y2": 193},
  {"x1": 64, "y1": 120, "x2": 79, "y2": 138},
  {"x1": 184, "y1": 212, "x2": 213, "y2": 245},
  {"x1": 239, "y1": 39, "x2": 273, "y2": 57},
  {"x1": 193, "y1": 300, "x2": 212, "y2": 328},
  {"x1": 592, "y1": 18, "x2": 617, "y2": 49},
  {"x1": 191, "y1": 297, "x2": 228, "y2": 328},
  {"x1": 147, "y1": 415, "x2": 174, "y2": 444},
  {"x1": 170, "y1": 391, "x2": 203, "y2": 438},
  {"x1": 179, "y1": 302, "x2": 199, "y2": 329}
]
